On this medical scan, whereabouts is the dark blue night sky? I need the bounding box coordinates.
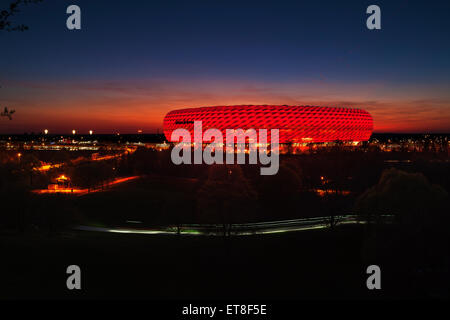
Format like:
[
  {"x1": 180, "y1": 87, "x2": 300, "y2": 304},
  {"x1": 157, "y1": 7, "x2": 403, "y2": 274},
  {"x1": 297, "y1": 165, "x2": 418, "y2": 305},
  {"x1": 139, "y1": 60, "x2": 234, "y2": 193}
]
[{"x1": 1, "y1": 0, "x2": 449, "y2": 133}]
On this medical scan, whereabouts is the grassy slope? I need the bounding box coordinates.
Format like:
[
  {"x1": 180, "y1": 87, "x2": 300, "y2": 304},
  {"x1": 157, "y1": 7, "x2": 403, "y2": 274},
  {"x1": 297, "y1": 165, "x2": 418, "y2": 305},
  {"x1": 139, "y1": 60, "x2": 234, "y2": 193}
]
[{"x1": 1, "y1": 225, "x2": 420, "y2": 300}]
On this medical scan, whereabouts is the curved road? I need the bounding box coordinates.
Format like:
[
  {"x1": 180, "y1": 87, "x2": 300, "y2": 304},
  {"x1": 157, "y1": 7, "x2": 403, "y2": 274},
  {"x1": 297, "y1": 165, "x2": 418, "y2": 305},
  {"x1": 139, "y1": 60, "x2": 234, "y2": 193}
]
[{"x1": 74, "y1": 215, "x2": 393, "y2": 236}]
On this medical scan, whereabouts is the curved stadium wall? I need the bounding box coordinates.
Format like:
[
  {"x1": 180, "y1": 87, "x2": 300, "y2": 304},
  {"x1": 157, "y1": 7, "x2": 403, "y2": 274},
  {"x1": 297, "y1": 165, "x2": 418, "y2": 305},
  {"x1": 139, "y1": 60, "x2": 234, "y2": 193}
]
[{"x1": 163, "y1": 105, "x2": 373, "y2": 143}]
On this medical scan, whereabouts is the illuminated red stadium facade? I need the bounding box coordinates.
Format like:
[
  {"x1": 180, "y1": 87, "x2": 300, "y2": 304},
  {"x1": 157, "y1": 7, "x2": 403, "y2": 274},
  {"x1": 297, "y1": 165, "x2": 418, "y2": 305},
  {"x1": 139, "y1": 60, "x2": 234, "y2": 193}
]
[{"x1": 163, "y1": 105, "x2": 373, "y2": 143}]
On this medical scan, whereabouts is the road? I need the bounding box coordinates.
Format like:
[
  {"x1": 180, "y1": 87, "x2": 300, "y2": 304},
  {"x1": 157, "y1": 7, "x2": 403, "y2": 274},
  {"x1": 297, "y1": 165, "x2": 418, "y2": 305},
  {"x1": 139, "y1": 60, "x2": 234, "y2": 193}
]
[
  {"x1": 32, "y1": 175, "x2": 141, "y2": 195},
  {"x1": 74, "y1": 215, "x2": 393, "y2": 237}
]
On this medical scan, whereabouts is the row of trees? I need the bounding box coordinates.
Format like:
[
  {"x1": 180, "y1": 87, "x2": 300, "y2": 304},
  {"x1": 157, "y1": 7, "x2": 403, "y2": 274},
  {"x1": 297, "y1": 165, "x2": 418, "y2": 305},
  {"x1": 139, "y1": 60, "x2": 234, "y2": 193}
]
[
  {"x1": 118, "y1": 146, "x2": 449, "y2": 224},
  {"x1": 1, "y1": 146, "x2": 448, "y2": 239},
  {"x1": 68, "y1": 161, "x2": 116, "y2": 192}
]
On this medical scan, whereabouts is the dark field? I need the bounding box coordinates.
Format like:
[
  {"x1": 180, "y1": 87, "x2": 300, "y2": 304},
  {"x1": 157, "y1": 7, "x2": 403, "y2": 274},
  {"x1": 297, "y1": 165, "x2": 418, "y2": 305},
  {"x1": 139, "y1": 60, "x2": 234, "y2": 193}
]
[
  {"x1": 1, "y1": 139, "x2": 449, "y2": 300},
  {"x1": 1, "y1": 224, "x2": 438, "y2": 300}
]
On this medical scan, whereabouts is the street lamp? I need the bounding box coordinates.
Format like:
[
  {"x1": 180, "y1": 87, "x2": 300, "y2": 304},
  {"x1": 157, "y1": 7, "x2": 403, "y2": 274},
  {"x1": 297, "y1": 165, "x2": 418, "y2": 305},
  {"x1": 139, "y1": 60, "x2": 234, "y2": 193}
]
[
  {"x1": 44, "y1": 129, "x2": 48, "y2": 135},
  {"x1": 89, "y1": 130, "x2": 93, "y2": 135},
  {"x1": 72, "y1": 130, "x2": 76, "y2": 135}
]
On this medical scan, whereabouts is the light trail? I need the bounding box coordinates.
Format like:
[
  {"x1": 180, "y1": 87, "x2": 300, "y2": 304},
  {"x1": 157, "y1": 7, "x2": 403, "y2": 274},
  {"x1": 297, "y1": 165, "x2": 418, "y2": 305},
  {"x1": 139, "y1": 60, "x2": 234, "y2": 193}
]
[
  {"x1": 35, "y1": 163, "x2": 62, "y2": 172},
  {"x1": 32, "y1": 175, "x2": 141, "y2": 195},
  {"x1": 32, "y1": 147, "x2": 136, "y2": 172},
  {"x1": 74, "y1": 215, "x2": 392, "y2": 237}
]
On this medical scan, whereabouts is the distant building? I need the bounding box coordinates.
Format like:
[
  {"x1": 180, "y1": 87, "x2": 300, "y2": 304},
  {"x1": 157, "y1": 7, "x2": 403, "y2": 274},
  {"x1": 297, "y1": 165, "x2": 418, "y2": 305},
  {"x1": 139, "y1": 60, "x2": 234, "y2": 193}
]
[{"x1": 48, "y1": 174, "x2": 71, "y2": 191}]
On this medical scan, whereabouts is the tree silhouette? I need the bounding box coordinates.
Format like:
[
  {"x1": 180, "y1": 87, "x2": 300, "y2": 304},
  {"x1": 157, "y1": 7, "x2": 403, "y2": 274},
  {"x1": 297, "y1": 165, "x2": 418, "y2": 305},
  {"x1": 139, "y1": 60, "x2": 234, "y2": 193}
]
[
  {"x1": 355, "y1": 167, "x2": 448, "y2": 227},
  {"x1": 258, "y1": 160, "x2": 302, "y2": 219},
  {"x1": 355, "y1": 168, "x2": 450, "y2": 286},
  {"x1": 0, "y1": 107, "x2": 15, "y2": 119},
  {"x1": 197, "y1": 164, "x2": 257, "y2": 235},
  {"x1": 1, "y1": 1, "x2": 43, "y2": 119},
  {"x1": 20, "y1": 152, "x2": 40, "y2": 186},
  {"x1": 0, "y1": 0, "x2": 43, "y2": 32}
]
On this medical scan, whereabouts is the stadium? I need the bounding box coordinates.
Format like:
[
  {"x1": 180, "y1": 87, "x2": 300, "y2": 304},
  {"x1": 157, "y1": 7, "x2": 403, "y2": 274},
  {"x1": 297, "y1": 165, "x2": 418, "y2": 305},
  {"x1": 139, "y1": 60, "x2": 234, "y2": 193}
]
[{"x1": 163, "y1": 105, "x2": 373, "y2": 143}]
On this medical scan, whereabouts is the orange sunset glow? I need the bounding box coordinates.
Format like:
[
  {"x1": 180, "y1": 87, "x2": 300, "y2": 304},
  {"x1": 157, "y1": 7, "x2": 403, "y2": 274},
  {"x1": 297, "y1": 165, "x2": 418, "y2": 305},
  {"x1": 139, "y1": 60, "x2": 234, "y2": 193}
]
[{"x1": 1, "y1": 79, "x2": 449, "y2": 134}]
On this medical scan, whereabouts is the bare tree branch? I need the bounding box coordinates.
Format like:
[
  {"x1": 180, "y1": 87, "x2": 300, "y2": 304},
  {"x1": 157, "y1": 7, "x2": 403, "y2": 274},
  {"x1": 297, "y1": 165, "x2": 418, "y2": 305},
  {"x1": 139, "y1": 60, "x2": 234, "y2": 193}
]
[
  {"x1": 0, "y1": 0, "x2": 43, "y2": 32},
  {"x1": 1, "y1": 107, "x2": 15, "y2": 120}
]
